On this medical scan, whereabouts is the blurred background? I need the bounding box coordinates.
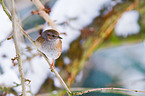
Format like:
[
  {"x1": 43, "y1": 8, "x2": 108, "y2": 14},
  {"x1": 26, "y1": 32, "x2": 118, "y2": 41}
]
[{"x1": 0, "y1": 0, "x2": 145, "y2": 96}]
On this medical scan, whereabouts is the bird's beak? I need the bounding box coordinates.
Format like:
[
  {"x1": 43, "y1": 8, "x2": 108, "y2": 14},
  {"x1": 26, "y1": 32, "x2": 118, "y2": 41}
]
[{"x1": 58, "y1": 36, "x2": 63, "y2": 39}]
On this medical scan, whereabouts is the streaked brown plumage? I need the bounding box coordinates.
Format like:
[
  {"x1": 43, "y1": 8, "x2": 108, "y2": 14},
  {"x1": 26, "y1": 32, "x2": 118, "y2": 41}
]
[{"x1": 35, "y1": 29, "x2": 62, "y2": 67}]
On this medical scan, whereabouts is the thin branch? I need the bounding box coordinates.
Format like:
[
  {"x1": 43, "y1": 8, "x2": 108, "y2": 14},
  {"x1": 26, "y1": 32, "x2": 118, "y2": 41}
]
[
  {"x1": 0, "y1": 0, "x2": 12, "y2": 20},
  {"x1": 18, "y1": 25, "x2": 35, "y2": 45},
  {"x1": 72, "y1": 88, "x2": 145, "y2": 95},
  {"x1": 52, "y1": 67, "x2": 71, "y2": 94},
  {"x1": 11, "y1": 0, "x2": 26, "y2": 95},
  {"x1": 31, "y1": 0, "x2": 57, "y2": 31}
]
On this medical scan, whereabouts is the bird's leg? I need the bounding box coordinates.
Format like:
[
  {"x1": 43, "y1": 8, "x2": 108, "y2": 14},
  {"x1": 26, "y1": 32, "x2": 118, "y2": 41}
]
[{"x1": 50, "y1": 59, "x2": 55, "y2": 69}]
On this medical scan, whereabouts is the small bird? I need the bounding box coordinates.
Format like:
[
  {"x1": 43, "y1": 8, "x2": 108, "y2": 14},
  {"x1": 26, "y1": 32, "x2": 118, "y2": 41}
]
[{"x1": 35, "y1": 29, "x2": 62, "y2": 68}]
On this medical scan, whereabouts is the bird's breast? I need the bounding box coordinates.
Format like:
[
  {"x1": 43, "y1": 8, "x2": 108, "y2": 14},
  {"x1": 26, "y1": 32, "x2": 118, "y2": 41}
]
[{"x1": 40, "y1": 39, "x2": 62, "y2": 59}]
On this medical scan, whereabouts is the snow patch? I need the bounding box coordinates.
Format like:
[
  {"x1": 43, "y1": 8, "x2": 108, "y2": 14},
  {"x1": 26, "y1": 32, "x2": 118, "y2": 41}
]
[
  {"x1": 115, "y1": 10, "x2": 140, "y2": 37},
  {"x1": 0, "y1": 5, "x2": 12, "y2": 41}
]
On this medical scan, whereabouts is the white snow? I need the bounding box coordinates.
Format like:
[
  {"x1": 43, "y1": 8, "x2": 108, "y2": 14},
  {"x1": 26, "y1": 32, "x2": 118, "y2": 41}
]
[
  {"x1": 75, "y1": 71, "x2": 83, "y2": 83},
  {"x1": 24, "y1": 56, "x2": 51, "y2": 94},
  {"x1": 115, "y1": 10, "x2": 140, "y2": 37},
  {"x1": 6, "y1": 93, "x2": 15, "y2": 96},
  {"x1": 0, "y1": 40, "x2": 16, "y2": 72},
  {"x1": 53, "y1": 77, "x2": 62, "y2": 88},
  {"x1": 63, "y1": 56, "x2": 70, "y2": 65},
  {"x1": 0, "y1": 69, "x2": 20, "y2": 86},
  {"x1": 0, "y1": 5, "x2": 12, "y2": 41}
]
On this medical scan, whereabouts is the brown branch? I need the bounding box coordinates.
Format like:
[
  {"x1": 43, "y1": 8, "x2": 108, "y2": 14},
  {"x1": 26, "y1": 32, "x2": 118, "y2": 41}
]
[
  {"x1": 66, "y1": 2, "x2": 136, "y2": 87},
  {"x1": 87, "y1": 3, "x2": 135, "y2": 57},
  {"x1": 31, "y1": 0, "x2": 57, "y2": 32},
  {"x1": 11, "y1": 0, "x2": 26, "y2": 95}
]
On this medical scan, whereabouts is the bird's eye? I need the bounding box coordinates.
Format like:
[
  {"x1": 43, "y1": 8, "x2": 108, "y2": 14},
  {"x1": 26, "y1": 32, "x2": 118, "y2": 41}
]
[{"x1": 52, "y1": 35, "x2": 55, "y2": 37}]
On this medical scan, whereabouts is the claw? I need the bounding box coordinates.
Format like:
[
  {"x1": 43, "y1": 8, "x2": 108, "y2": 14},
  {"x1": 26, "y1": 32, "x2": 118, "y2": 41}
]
[{"x1": 50, "y1": 59, "x2": 55, "y2": 69}]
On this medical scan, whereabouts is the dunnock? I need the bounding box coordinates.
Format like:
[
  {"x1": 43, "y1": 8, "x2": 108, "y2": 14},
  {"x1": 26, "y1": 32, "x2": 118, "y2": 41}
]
[{"x1": 35, "y1": 29, "x2": 62, "y2": 68}]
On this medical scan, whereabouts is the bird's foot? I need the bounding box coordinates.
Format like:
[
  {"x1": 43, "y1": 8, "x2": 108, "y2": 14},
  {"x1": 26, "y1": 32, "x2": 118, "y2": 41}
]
[
  {"x1": 50, "y1": 59, "x2": 55, "y2": 69},
  {"x1": 50, "y1": 63, "x2": 55, "y2": 69}
]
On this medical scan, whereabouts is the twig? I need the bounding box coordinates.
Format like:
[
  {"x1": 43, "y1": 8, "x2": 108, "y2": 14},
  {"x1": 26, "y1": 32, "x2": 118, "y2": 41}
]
[
  {"x1": 11, "y1": 0, "x2": 26, "y2": 95},
  {"x1": 53, "y1": 69, "x2": 71, "y2": 94},
  {"x1": 0, "y1": 0, "x2": 12, "y2": 21},
  {"x1": 72, "y1": 87, "x2": 145, "y2": 95},
  {"x1": 0, "y1": 85, "x2": 17, "y2": 95},
  {"x1": 31, "y1": 0, "x2": 57, "y2": 31},
  {"x1": 18, "y1": 25, "x2": 35, "y2": 45}
]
